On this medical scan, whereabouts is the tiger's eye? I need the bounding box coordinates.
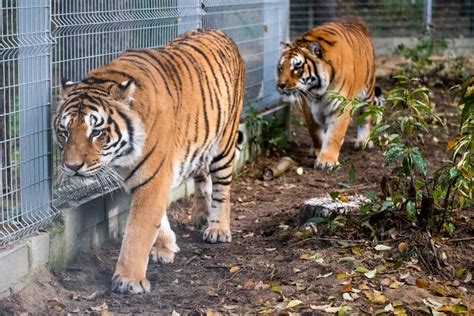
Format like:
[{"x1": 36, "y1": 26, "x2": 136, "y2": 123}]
[{"x1": 91, "y1": 129, "x2": 101, "y2": 137}]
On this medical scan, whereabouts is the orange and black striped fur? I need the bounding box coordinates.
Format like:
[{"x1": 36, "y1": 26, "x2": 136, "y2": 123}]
[
  {"x1": 53, "y1": 29, "x2": 245, "y2": 294},
  {"x1": 277, "y1": 18, "x2": 382, "y2": 169}
]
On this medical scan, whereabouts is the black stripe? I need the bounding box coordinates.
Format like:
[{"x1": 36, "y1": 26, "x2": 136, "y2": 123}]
[
  {"x1": 125, "y1": 141, "x2": 159, "y2": 181},
  {"x1": 130, "y1": 156, "x2": 166, "y2": 193}
]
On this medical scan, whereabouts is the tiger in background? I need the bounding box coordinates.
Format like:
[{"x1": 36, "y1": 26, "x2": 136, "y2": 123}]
[
  {"x1": 53, "y1": 29, "x2": 244, "y2": 294},
  {"x1": 277, "y1": 18, "x2": 383, "y2": 169}
]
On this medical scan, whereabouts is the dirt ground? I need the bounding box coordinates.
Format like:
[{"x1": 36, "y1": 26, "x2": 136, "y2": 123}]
[{"x1": 1, "y1": 60, "x2": 473, "y2": 315}]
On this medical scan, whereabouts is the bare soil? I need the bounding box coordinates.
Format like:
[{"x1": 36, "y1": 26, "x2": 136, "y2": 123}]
[{"x1": 1, "y1": 61, "x2": 473, "y2": 315}]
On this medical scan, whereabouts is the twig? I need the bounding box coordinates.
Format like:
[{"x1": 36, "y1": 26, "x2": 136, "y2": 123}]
[
  {"x1": 427, "y1": 231, "x2": 442, "y2": 270},
  {"x1": 450, "y1": 237, "x2": 474, "y2": 242},
  {"x1": 291, "y1": 237, "x2": 368, "y2": 246},
  {"x1": 184, "y1": 255, "x2": 197, "y2": 265}
]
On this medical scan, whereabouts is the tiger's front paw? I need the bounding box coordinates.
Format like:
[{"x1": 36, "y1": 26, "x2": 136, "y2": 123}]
[
  {"x1": 111, "y1": 272, "x2": 150, "y2": 294},
  {"x1": 314, "y1": 155, "x2": 339, "y2": 170},
  {"x1": 203, "y1": 224, "x2": 232, "y2": 243}
]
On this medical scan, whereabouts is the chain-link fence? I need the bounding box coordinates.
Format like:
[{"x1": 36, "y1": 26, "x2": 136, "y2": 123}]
[
  {"x1": 290, "y1": 0, "x2": 474, "y2": 40},
  {"x1": 1, "y1": 0, "x2": 289, "y2": 247}
]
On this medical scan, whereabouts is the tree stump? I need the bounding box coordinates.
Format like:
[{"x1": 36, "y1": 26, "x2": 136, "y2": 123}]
[{"x1": 298, "y1": 195, "x2": 369, "y2": 226}]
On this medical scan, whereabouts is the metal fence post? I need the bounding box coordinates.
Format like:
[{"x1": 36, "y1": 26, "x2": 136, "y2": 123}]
[
  {"x1": 423, "y1": 0, "x2": 432, "y2": 34},
  {"x1": 17, "y1": 0, "x2": 51, "y2": 223}
]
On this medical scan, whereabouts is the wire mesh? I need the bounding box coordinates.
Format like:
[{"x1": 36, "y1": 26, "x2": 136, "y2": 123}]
[
  {"x1": 202, "y1": 0, "x2": 287, "y2": 113},
  {"x1": 290, "y1": 0, "x2": 474, "y2": 40},
  {"x1": 0, "y1": 0, "x2": 58, "y2": 247},
  {"x1": 1, "y1": 0, "x2": 289, "y2": 246}
]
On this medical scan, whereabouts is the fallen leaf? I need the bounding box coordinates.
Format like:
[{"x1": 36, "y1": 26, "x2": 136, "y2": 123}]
[
  {"x1": 336, "y1": 272, "x2": 347, "y2": 279},
  {"x1": 364, "y1": 291, "x2": 387, "y2": 304},
  {"x1": 338, "y1": 256, "x2": 355, "y2": 263},
  {"x1": 342, "y1": 293, "x2": 353, "y2": 301},
  {"x1": 374, "y1": 244, "x2": 392, "y2": 251},
  {"x1": 364, "y1": 269, "x2": 377, "y2": 279},
  {"x1": 88, "y1": 302, "x2": 108, "y2": 312},
  {"x1": 390, "y1": 280, "x2": 404, "y2": 289},
  {"x1": 416, "y1": 279, "x2": 429, "y2": 289},
  {"x1": 394, "y1": 307, "x2": 408, "y2": 316},
  {"x1": 384, "y1": 303, "x2": 394, "y2": 312},
  {"x1": 242, "y1": 279, "x2": 254, "y2": 289},
  {"x1": 341, "y1": 284, "x2": 353, "y2": 293},
  {"x1": 206, "y1": 289, "x2": 219, "y2": 297},
  {"x1": 463, "y1": 270, "x2": 472, "y2": 283},
  {"x1": 351, "y1": 247, "x2": 362, "y2": 256},
  {"x1": 287, "y1": 299, "x2": 303, "y2": 308},
  {"x1": 229, "y1": 266, "x2": 240, "y2": 273},
  {"x1": 271, "y1": 285, "x2": 283, "y2": 295},
  {"x1": 315, "y1": 272, "x2": 333, "y2": 279},
  {"x1": 310, "y1": 304, "x2": 340, "y2": 313},
  {"x1": 339, "y1": 196, "x2": 349, "y2": 202},
  {"x1": 398, "y1": 242, "x2": 408, "y2": 252},
  {"x1": 84, "y1": 292, "x2": 96, "y2": 300},
  {"x1": 355, "y1": 266, "x2": 369, "y2": 273},
  {"x1": 455, "y1": 268, "x2": 466, "y2": 279}
]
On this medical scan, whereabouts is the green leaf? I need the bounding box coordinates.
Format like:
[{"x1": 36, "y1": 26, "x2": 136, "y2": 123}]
[
  {"x1": 385, "y1": 147, "x2": 404, "y2": 165},
  {"x1": 449, "y1": 167, "x2": 459, "y2": 180},
  {"x1": 330, "y1": 191, "x2": 340, "y2": 201},
  {"x1": 412, "y1": 148, "x2": 427, "y2": 175},
  {"x1": 402, "y1": 155, "x2": 413, "y2": 176},
  {"x1": 360, "y1": 203, "x2": 372, "y2": 214},
  {"x1": 406, "y1": 200, "x2": 416, "y2": 219},
  {"x1": 348, "y1": 164, "x2": 357, "y2": 183}
]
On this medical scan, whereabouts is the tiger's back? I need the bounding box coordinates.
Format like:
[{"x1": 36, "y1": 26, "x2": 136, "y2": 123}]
[{"x1": 54, "y1": 29, "x2": 245, "y2": 294}]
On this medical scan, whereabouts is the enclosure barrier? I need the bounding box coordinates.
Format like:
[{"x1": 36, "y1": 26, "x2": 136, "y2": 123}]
[
  {"x1": 1, "y1": 0, "x2": 289, "y2": 247},
  {"x1": 290, "y1": 0, "x2": 474, "y2": 40}
]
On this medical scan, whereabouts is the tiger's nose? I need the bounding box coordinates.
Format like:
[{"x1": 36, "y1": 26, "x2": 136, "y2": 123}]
[
  {"x1": 277, "y1": 83, "x2": 287, "y2": 92},
  {"x1": 65, "y1": 162, "x2": 84, "y2": 172}
]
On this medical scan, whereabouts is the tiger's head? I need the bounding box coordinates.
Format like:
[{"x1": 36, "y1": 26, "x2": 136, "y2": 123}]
[
  {"x1": 276, "y1": 41, "x2": 332, "y2": 102},
  {"x1": 53, "y1": 78, "x2": 145, "y2": 185}
]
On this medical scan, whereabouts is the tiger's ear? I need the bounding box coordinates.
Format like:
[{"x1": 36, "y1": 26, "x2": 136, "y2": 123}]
[
  {"x1": 308, "y1": 42, "x2": 322, "y2": 58},
  {"x1": 280, "y1": 41, "x2": 291, "y2": 51},
  {"x1": 111, "y1": 79, "x2": 136, "y2": 106},
  {"x1": 60, "y1": 78, "x2": 77, "y2": 98}
]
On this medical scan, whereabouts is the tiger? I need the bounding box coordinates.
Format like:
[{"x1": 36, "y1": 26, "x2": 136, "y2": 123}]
[
  {"x1": 277, "y1": 18, "x2": 383, "y2": 169},
  {"x1": 53, "y1": 29, "x2": 245, "y2": 294}
]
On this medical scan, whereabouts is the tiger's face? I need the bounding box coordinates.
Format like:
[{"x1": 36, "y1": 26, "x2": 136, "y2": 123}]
[
  {"x1": 53, "y1": 79, "x2": 145, "y2": 184},
  {"x1": 277, "y1": 42, "x2": 332, "y2": 102}
]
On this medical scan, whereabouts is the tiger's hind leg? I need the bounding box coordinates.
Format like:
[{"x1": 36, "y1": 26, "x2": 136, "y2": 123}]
[
  {"x1": 149, "y1": 213, "x2": 180, "y2": 264},
  {"x1": 191, "y1": 173, "x2": 212, "y2": 230},
  {"x1": 202, "y1": 145, "x2": 237, "y2": 243}
]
